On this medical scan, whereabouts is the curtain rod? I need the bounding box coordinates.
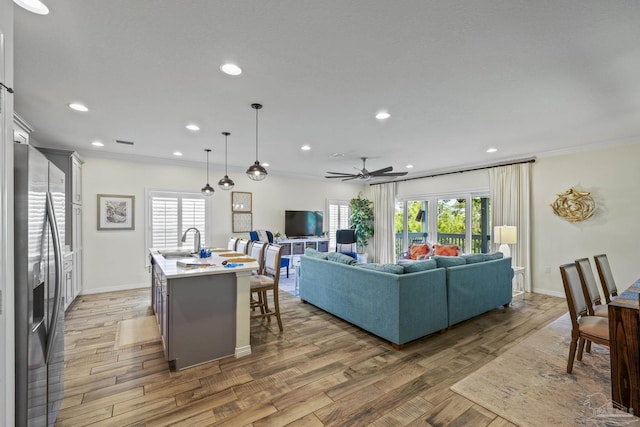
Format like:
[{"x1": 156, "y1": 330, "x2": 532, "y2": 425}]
[{"x1": 370, "y1": 157, "x2": 536, "y2": 186}]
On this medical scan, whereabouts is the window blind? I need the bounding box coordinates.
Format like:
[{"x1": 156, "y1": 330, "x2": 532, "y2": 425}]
[
  {"x1": 327, "y1": 201, "x2": 350, "y2": 251},
  {"x1": 149, "y1": 192, "x2": 207, "y2": 250}
]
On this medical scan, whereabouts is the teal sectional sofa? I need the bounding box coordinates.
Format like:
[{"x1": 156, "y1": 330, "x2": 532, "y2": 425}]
[{"x1": 298, "y1": 250, "x2": 513, "y2": 347}]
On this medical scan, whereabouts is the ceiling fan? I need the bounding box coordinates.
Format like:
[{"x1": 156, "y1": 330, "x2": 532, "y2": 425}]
[{"x1": 325, "y1": 157, "x2": 408, "y2": 181}]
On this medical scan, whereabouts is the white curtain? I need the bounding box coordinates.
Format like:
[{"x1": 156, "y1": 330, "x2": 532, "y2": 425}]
[
  {"x1": 489, "y1": 163, "x2": 532, "y2": 291},
  {"x1": 371, "y1": 182, "x2": 397, "y2": 264}
]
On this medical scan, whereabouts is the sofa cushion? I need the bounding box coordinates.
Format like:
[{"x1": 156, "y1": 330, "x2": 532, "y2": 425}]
[
  {"x1": 304, "y1": 248, "x2": 328, "y2": 260},
  {"x1": 485, "y1": 252, "x2": 504, "y2": 260},
  {"x1": 434, "y1": 244, "x2": 460, "y2": 256},
  {"x1": 327, "y1": 252, "x2": 358, "y2": 265},
  {"x1": 461, "y1": 253, "x2": 486, "y2": 264},
  {"x1": 409, "y1": 243, "x2": 431, "y2": 260},
  {"x1": 403, "y1": 259, "x2": 438, "y2": 273},
  {"x1": 356, "y1": 263, "x2": 405, "y2": 274},
  {"x1": 433, "y1": 256, "x2": 466, "y2": 268}
]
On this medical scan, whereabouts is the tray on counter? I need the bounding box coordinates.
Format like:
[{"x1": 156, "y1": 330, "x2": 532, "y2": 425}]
[{"x1": 176, "y1": 258, "x2": 217, "y2": 268}]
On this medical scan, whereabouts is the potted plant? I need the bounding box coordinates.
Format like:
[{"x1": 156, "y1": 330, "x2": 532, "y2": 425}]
[{"x1": 350, "y1": 192, "x2": 373, "y2": 254}]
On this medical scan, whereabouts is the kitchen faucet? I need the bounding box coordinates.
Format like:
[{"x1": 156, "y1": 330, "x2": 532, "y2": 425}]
[{"x1": 181, "y1": 227, "x2": 201, "y2": 253}]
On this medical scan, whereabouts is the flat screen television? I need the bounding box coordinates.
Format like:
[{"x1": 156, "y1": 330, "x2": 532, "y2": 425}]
[{"x1": 284, "y1": 210, "x2": 323, "y2": 237}]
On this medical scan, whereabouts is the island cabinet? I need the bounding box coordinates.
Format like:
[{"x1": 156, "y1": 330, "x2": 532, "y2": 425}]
[{"x1": 149, "y1": 251, "x2": 255, "y2": 370}]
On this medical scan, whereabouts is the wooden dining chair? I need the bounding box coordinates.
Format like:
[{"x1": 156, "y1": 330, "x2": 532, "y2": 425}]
[
  {"x1": 250, "y1": 243, "x2": 284, "y2": 331},
  {"x1": 236, "y1": 238, "x2": 249, "y2": 255},
  {"x1": 559, "y1": 263, "x2": 609, "y2": 374},
  {"x1": 248, "y1": 240, "x2": 267, "y2": 275},
  {"x1": 227, "y1": 237, "x2": 238, "y2": 251},
  {"x1": 575, "y1": 258, "x2": 608, "y2": 318},
  {"x1": 594, "y1": 254, "x2": 618, "y2": 304}
]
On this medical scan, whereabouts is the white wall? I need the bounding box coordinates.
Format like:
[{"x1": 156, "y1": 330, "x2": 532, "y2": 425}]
[
  {"x1": 531, "y1": 141, "x2": 640, "y2": 296},
  {"x1": 81, "y1": 156, "x2": 363, "y2": 293}
]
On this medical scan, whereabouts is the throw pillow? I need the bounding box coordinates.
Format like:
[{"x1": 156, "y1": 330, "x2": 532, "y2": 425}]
[
  {"x1": 461, "y1": 253, "x2": 486, "y2": 264},
  {"x1": 409, "y1": 243, "x2": 431, "y2": 260},
  {"x1": 485, "y1": 252, "x2": 504, "y2": 260},
  {"x1": 403, "y1": 259, "x2": 437, "y2": 273},
  {"x1": 356, "y1": 263, "x2": 405, "y2": 274},
  {"x1": 337, "y1": 242, "x2": 357, "y2": 253},
  {"x1": 434, "y1": 244, "x2": 459, "y2": 256},
  {"x1": 327, "y1": 252, "x2": 358, "y2": 265},
  {"x1": 433, "y1": 255, "x2": 466, "y2": 268}
]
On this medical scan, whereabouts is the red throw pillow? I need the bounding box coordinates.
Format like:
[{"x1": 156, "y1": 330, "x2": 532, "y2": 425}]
[
  {"x1": 434, "y1": 244, "x2": 459, "y2": 256},
  {"x1": 409, "y1": 243, "x2": 430, "y2": 260}
]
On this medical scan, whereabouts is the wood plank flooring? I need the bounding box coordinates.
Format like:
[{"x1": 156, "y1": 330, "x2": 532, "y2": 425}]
[{"x1": 57, "y1": 288, "x2": 567, "y2": 426}]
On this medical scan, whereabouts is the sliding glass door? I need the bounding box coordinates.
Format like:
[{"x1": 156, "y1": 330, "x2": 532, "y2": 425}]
[{"x1": 396, "y1": 193, "x2": 491, "y2": 258}]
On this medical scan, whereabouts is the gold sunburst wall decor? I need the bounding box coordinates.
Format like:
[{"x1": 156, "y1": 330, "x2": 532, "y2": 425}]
[{"x1": 551, "y1": 187, "x2": 595, "y2": 222}]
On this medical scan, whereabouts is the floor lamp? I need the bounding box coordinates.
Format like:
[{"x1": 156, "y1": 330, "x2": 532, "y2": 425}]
[{"x1": 494, "y1": 225, "x2": 517, "y2": 259}]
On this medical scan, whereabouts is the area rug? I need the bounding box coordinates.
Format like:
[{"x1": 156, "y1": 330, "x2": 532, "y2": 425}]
[
  {"x1": 114, "y1": 316, "x2": 160, "y2": 349},
  {"x1": 451, "y1": 313, "x2": 640, "y2": 426}
]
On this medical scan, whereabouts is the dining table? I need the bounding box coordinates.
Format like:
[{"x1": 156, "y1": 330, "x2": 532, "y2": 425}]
[{"x1": 608, "y1": 278, "x2": 640, "y2": 413}]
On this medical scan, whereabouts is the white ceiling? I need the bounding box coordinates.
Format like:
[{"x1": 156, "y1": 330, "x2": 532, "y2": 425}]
[{"x1": 12, "y1": 1, "x2": 640, "y2": 181}]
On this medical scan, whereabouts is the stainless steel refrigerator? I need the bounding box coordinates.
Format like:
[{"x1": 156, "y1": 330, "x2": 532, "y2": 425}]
[{"x1": 14, "y1": 143, "x2": 65, "y2": 427}]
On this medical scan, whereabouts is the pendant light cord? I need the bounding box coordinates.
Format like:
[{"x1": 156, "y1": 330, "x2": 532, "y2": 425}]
[
  {"x1": 225, "y1": 135, "x2": 229, "y2": 175},
  {"x1": 255, "y1": 107, "x2": 259, "y2": 161},
  {"x1": 206, "y1": 150, "x2": 210, "y2": 183}
]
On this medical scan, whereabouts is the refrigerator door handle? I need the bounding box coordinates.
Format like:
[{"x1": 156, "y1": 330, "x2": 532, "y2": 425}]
[{"x1": 44, "y1": 191, "x2": 63, "y2": 364}]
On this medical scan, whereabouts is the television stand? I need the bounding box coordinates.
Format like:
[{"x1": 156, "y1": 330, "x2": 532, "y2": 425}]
[{"x1": 277, "y1": 237, "x2": 329, "y2": 267}]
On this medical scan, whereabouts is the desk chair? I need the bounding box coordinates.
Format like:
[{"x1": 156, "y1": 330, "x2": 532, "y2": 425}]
[{"x1": 336, "y1": 229, "x2": 357, "y2": 259}]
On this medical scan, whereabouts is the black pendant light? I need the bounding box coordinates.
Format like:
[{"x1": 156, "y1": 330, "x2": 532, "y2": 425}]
[
  {"x1": 218, "y1": 132, "x2": 235, "y2": 190},
  {"x1": 201, "y1": 148, "x2": 215, "y2": 196},
  {"x1": 246, "y1": 103, "x2": 268, "y2": 181}
]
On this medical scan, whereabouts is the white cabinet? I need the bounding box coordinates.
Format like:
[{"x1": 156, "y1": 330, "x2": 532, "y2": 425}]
[
  {"x1": 63, "y1": 252, "x2": 73, "y2": 310},
  {"x1": 39, "y1": 148, "x2": 83, "y2": 307},
  {"x1": 278, "y1": 238, "x2": 329, "y2": 266}
]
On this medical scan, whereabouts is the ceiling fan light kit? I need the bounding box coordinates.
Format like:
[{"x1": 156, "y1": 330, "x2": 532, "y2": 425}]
[
  {"x1": 246, "y1": 103, "x2": 268, "y2": 181},
  {"x1": 325, "y1": 157, "x2": 408, "y2": 182}
]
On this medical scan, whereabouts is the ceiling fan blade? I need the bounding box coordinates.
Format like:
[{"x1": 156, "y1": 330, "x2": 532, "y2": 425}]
[
  {"x1": 369, "y1": 166, "x2": 393, "y2": 175},
  {"x1": 325, "y1": 175, "x2": 355, "y2": 178},
  {"x1": 342, "y1": 176, "x2": 361, "y2": 181},
  {"x1": 326, "y1": 171, "x2": 356, "y2": 175},
  {"x1": 378, "y1": 172, "x2": 408, "y2": 177}
]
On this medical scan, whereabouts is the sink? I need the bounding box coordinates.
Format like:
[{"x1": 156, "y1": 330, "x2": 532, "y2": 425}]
[{"x1": 157, "y1": 250, "x2": 195, "y2": 259}]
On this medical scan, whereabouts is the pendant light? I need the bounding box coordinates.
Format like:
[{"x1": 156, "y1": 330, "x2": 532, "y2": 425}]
[
  {"x1": 218, "y1": 132, "x2": 235, "y2": 190},
  {"x1": 201, "y1": 149, "x2": 215, "y2": 196},
  {"x1": 246, "y1": 103, "x2": 268, "y2": 181}
]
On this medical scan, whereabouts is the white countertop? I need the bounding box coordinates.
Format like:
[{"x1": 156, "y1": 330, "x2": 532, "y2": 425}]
[{"x1": 150, "y1": 248, "x2": 258, "y2": 279}]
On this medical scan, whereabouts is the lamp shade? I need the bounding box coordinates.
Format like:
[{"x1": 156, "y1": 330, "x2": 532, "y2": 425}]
[{"x1": 494, "y1": 225, "x2": 517, "y2": 244}]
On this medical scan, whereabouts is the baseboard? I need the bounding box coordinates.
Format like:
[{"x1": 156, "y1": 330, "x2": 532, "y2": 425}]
[
  {"x1": 80, "y1": 282, "x2": 149, "y2": 295},
  {"x1": 529, "y1": 287, "x2": 564, "y2": 298}
]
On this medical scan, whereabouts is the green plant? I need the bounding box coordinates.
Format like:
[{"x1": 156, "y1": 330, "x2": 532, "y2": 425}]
[{"x1": 350, "y1": 193, "x2": 374, "y2": 252}]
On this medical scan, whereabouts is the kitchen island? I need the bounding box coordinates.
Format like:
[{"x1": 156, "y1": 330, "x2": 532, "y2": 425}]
[{"x1": 149, "y1": 248, "x2": 258, "y2": 370}]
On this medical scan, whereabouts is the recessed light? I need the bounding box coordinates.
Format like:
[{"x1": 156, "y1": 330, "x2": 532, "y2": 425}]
[
  {"x1": 262, "y1": 162, "x2": 270, "y2": 167},
  {"x1": 301, "y1": 145, "x2": 311, "y2": 151},
  {"x1": 69, "y1": 103, "x2": 88, "y2": 112},
  {"x1": 220, "y1": 63, "x2": 242, "y2": 76},
  {"x1": 375, "y1": 111, "x2": 390, "y2": 120},
  {"x1": 13, "y1": 0, "x2": 49, "y2": 15},
  {"x1": 486, "y1": 147, "x2": 498, "y2": 153},
  {"x1": 173, "y1": 151, "x2": 183, "y2": 156},
  {"x1": 91, "y1": 141, "x2": 104, "y2": 147},
  {"x1": 406, "y1": 164, "x2": 414, "y2": 169},
  {"x1": 329, "y1": 152, "x2": 344, "y2": 158},
  {"x1": 186, "y1": 124, "x2": 200, "y2": 132}
]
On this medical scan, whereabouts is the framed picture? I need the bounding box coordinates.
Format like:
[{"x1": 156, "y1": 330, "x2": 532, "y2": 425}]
[
  {"x1": 232, "y1": 212, "x2": 252, "y2": 232},
  {"x1": 97, "y1": 194, "x2": 135, "y2": 230},
  {"x1": 232, "y1": 191, "x2": 252, "y2": 212}
]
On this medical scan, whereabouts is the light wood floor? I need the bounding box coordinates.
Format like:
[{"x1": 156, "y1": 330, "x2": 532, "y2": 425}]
[{"x1": 57, "y1": 288, "x2": 567, "y2": 426}]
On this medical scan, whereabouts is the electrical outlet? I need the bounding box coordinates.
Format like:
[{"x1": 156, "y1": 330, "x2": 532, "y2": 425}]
[{"x1": 544, "y1": 266, "x2": 551, "y2": 274}]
